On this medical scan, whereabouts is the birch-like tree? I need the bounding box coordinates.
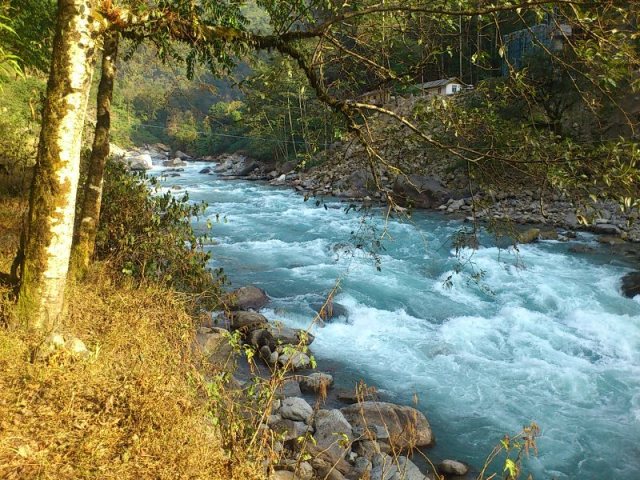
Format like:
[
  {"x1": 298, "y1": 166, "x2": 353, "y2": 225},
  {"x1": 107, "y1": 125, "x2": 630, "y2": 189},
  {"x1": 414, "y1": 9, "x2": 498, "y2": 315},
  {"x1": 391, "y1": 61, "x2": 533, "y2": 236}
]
[{"x1": 16, "y1": 0, "x2": 100, "y2": 328}]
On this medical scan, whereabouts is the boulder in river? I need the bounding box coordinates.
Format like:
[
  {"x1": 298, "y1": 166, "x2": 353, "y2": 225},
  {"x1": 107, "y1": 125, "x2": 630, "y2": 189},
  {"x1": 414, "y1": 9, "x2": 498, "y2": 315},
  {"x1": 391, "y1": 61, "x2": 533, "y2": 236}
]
[
  {"x1": 199, "y1": 166, "x2": 214, "y2": 174},
  {"x1": 392, "y1": 174, "x2": 450, "y2": 209},
  {"x1": 568, "y1": 244, "x2": 594, "y2": 254},
  {"x1": 125, "y1": 153, "x2": 153, "y2": 170},
  {"x1": 230, "y1": 311, "x2": 268, "y2": 332},
  {"x1": 163, "y1": 158, "x2": 187, "y2": 167},
  {"x1": 174, "y1": 150, "x2": 192, "y2": 160},
  {"x1": 517, "y1": 227, "x2": 540, "y2": 244},
  {"x1": 341, "y1": 401, "x2": 434, "y2": 449},
  {"x1": 311, "y1": 301, "x2": 349, "y2": 322},
  {"x1": 438, "y1": 459, "x2": 469, "y2": 476},
  {"x1": 229, "y1": 285, "x2": 269, "y2": 310},
  {"x1": 621, "y1": 271, "x2": 640, "y2": 298}
]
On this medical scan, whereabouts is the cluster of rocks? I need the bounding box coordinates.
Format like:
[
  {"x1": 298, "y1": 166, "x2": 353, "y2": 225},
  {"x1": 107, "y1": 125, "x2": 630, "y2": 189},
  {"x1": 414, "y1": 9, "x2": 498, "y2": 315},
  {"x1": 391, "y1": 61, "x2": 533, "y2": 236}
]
[
  {"x1": 110, "y1": 143, "x2": 219, "y2": 172},
  {"x1": 196, "y1": 285, "x2": 470, "y2": 480}
]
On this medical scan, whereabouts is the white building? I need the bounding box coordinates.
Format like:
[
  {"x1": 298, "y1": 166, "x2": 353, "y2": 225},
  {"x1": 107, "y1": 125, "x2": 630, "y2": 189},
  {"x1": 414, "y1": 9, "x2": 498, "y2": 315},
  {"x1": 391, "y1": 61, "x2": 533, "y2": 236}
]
[{"x1": 414, "y1": 78, "x2": 469, "y2": 96}]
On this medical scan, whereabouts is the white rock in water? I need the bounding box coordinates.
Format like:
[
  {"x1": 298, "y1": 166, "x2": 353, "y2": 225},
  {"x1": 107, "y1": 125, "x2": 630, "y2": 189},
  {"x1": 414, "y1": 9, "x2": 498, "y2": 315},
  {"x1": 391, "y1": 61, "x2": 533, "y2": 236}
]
[
  {"x1": 125, "y1": 153, "x2": 153, "y2": 170},
  {"x1": 439, "y1": 459, "x2": 469, "y2": 476}
]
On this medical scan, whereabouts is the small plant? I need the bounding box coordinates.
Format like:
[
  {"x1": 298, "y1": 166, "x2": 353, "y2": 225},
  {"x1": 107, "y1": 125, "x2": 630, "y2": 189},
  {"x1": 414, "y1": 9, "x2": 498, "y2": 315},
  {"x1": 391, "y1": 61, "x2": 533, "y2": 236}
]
[{"x1": 476, "y1": 422, "x2": 541, "y2": 480}]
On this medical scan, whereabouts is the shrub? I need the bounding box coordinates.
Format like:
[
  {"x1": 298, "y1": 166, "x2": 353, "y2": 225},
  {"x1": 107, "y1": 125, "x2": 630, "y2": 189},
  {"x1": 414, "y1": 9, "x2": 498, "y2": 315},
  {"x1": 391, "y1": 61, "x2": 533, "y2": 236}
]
[{"x1": 96, "y1": 160, "x2": 225, "y2": 309}]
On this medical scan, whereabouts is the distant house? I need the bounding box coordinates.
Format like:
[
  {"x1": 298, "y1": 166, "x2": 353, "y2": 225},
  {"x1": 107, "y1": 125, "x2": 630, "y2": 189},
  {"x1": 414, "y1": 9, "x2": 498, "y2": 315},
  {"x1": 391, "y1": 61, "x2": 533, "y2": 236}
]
[{"x1": 414, "y1": 78, "x2": 468, "y2": 97}]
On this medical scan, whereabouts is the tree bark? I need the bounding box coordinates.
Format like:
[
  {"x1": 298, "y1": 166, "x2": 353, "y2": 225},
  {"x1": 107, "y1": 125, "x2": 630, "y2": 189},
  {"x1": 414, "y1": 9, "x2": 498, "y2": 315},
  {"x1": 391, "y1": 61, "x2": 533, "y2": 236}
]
[
  {"x1": 17, "y1": 0, "x2": 99, "y2": 329},
  {"x1": 70, "y1": 32, "x2": 119, "y2": 279}
]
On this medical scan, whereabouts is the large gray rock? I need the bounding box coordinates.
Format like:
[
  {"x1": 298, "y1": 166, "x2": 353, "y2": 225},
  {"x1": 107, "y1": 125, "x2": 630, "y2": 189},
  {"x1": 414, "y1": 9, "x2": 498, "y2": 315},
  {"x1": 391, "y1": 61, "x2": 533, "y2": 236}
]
[
  {"x1": 299, "y1": 372, "x2": 333, "y2": 393},
  {"x1": 278, "y1": 351, "x2": 311, "y2": 370},
  {"x1": 174, "y1": 150, "x2": 192, "y2": 160},
  {"x1": 341, "y1": 402, "x2": 434, "y2": 449},
  {"x1": 621, "y1": 271, "x2": 640, "y2": 298},
  {"x1": 196, "y1": 327, "x2": 235, "y2": 370},
  {"x1": 336, "y1": 386, "x2": 379, "y2": 404},
  {"x1": 371, "y1": 453, "x2": 428, "y2": 480},
  {"x1": 392, "y1": 174, "x2": 450, "y2": 209},
  {"x1": 280, "y1": 397, "x2": 314, "y2": 423},
  {"x1": 236, "y1": 159, "x2": 259, "y2": 176},
  {"x1": 270, "y1": 417, "x2": 313, "y2": 442},
  {"x1": 269, "y1": 324, "x2": 314, "y2": 346},
  {"x1": 230, "y1": 285, "x2": 269, "y2": 310},
  {"x1": 230, "y1": 311, "x2": 268, "y2": 332},
  {"x1": 125, "y1": 153, "x2": 153, "y2": 170},
  {"x1": 311, "y1": 409, "x2": 353, "y2": 463},
  {"x1": 275, "y1": 379, "x2": 303, "y2": 399}
]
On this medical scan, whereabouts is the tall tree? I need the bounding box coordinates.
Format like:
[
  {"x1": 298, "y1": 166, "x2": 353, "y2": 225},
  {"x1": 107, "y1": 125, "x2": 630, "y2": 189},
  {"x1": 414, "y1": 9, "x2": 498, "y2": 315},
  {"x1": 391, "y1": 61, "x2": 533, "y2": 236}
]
[
  {"x1": 16, "y1": 0, "x2": 99, "y2": 328},
  {"x1": 70, "y1": 32, "x2": 119, "y2": 278}
]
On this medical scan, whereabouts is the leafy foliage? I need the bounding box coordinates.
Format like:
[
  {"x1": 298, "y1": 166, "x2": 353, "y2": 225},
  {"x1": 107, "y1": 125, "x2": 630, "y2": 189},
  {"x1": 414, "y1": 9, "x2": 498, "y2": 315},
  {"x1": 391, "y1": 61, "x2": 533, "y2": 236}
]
[
  {"x1": 96, "y1": 160, "x2": 225, "y2": 308},
  {"x1": 1, "y1": 0, "x2": 55, "y2": 72}
]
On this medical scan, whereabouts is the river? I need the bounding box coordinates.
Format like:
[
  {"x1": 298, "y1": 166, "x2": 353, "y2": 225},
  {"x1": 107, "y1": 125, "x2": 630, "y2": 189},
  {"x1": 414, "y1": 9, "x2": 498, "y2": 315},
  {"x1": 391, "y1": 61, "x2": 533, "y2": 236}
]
[{"x1": 155, "y1": 161, "x2": 640, "y2": 479}]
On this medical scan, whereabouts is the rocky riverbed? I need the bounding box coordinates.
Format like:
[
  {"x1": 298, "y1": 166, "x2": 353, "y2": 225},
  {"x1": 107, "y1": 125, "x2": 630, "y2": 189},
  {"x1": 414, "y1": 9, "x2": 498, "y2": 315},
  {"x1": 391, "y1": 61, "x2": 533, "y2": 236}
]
[
  {"x1": 113, "y1": 142, "x2": 640, "y2": 244},
  {"x1": 199, "y1": 285, "x2": 470, "y2": 480}
]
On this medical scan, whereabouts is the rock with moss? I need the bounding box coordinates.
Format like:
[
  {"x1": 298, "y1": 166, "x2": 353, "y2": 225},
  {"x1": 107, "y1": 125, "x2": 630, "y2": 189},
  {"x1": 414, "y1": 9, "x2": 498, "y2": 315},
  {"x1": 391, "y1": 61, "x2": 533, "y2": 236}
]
[{"x1": 517, "y1": 227, "x2": 540, "y2": 244}]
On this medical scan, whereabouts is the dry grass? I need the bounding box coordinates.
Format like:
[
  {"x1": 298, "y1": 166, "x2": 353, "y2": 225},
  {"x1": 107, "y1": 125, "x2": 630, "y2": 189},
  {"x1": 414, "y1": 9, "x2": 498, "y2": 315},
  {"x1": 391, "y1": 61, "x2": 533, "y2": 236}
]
[
  {"x1": 0, "y1": 169, "x2": 270, "y2": 479},
  {"x1": 0, "y1": 267, "x2": 267, "y2": 479}
]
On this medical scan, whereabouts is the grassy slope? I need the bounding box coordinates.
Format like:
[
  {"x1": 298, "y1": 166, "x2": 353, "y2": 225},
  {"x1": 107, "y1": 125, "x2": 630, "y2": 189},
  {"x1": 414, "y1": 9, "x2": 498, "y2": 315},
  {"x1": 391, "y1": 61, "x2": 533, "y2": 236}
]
[{"x1": 0, "y1": 176, "x2": 264, "y2": 479}]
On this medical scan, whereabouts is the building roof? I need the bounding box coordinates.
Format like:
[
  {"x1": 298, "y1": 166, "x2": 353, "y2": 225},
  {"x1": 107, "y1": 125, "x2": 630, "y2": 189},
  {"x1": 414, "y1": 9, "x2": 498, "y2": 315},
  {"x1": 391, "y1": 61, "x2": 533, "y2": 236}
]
[{"x1": 415, "y1": 77, "x2": 463, "y2": 89}]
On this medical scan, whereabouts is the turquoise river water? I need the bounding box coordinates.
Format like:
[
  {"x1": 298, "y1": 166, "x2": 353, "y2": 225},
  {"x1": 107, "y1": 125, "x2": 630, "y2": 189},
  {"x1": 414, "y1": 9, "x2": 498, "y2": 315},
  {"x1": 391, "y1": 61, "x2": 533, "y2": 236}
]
[{"x1": 155, "y1": 162, "x2": 640, "y2": 479}]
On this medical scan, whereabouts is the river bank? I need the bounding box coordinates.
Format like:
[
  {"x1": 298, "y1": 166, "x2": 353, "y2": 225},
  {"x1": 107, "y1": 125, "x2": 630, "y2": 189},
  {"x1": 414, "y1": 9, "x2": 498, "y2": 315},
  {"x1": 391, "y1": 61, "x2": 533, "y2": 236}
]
[{"x1": 116, "y1": 142, "x2": 640, "y2": 245}]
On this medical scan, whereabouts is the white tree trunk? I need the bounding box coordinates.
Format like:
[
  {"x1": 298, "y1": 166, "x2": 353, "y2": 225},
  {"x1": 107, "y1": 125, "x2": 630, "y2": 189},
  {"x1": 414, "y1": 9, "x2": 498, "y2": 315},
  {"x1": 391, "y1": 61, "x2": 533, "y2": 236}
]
[{"x1": 17, "y1": 0, "x2": 100, "y2": 329}]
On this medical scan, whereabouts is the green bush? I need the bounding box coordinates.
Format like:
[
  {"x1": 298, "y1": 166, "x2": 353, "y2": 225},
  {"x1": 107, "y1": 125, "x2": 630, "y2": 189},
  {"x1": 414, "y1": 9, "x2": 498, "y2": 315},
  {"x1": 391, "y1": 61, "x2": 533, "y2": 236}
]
[{"x1": 96, "y1": 160, "x2": 225, "y2": 308}]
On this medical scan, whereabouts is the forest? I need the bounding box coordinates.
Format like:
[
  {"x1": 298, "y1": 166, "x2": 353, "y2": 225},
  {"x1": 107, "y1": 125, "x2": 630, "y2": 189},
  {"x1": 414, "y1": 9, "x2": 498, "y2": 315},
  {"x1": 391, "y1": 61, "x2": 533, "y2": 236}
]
[{"x1": 1, "y1": 1, "x2": 639, "y2": 479}]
